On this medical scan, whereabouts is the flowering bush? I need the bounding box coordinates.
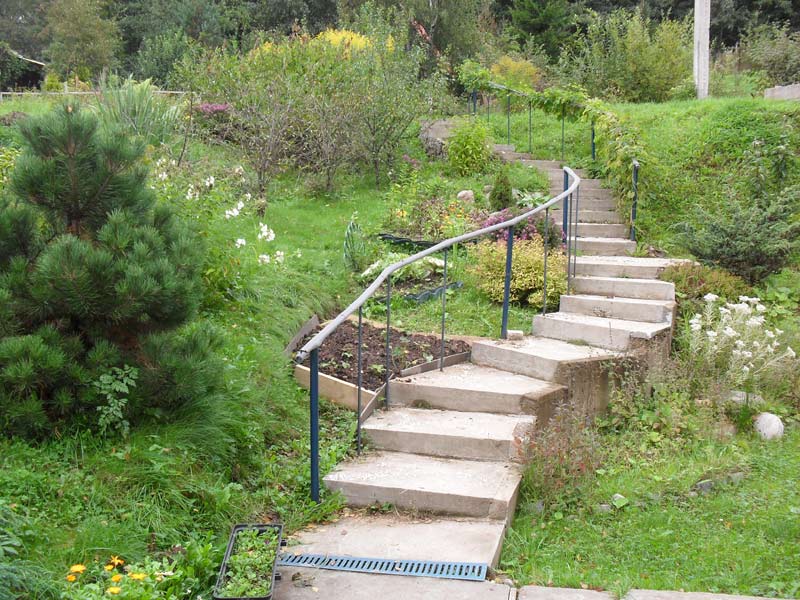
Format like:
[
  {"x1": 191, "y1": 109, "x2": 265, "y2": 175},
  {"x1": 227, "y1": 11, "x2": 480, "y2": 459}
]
[
  {"x1": 469, "y1": 239, "x2": 566, "y2": 309},
  {"x1": 686, "y1": 294, "x2": 796, "y2": 395},
  {"x1": 480, "y1": 209, "x2": 562, "y2": 248}
]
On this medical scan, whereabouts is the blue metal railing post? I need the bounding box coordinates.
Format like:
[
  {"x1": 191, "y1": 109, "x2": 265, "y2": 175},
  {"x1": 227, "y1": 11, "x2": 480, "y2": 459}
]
[
  {"x1": 561, "y1": 106, "x2": 566, "y2": 162},
  {"x1": 528, "y1": 100, "x2": 532, "y2": 154},
  {"x1": 506, "y1": 93, "x2": 511, "y2": 146},
  {"x1": 356, "y1": 307, "x2": 363, "y2": 454},
  {"x1": 630, "y1": 160, "x2": 640, "y2": 241},
  {"x1": 440, "y1": 249, "x2": 448, "y2": 371},
  {"x1": 542, "y1": 207, "x2": 549, "y2": 315},
  {"x1": 500, "y1": 226, "x2": 514, "y2": 339},
  {"x1": 310, "y1": 348, "x2": 320, "y2": 503},
  {"x1": 385, "y1": 278, "x2": 391, "y2": 406},
  {"x1": 562, "y1": 170, "x2": 569, "y2": 234},
  {"x1": 591, "y1": 122, "x2": 596, "y2": 161}
]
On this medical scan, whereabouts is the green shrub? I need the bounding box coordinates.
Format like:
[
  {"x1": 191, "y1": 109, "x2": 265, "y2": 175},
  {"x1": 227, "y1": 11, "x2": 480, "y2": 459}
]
[
  {"x1": 95, "y1": 76, "x2": 181, "y2": 145},
  {"x1": 0, "y1": 103, "x2": 216, "y2": 439},
  {"x1": 0, "y1": 502, "x2": 58, "y2": 599},
  {"x1": 683, "y1": 137, "x2": 800, "y2": 284},
  {"x1": 661, "y1": 263, "x2": 752, "y2": 316},
  {"x1": 41, "y1": 71, "x2": 63, "y2": 92},
  {"x1": 0, "y1": 147, "x2": 19, "y2": 189},
  {"x1": 561, "y1": 9, "x2": 692, "y2": 103},
  {"x1": 134, "y1": 30, "x2": 195, "y2": 88},
  {"x1": 447, "y1": 118, "x2": 492, "y2": 176},
  {"x1": 742, "y1": 23, "x2": 800, "y2": 86},
  {"x1": 469, "y1": 238, "x2": 566, "y2": 309},
  {"x1": 490, "y1": 166, "x2": 513, "y2": 211}
]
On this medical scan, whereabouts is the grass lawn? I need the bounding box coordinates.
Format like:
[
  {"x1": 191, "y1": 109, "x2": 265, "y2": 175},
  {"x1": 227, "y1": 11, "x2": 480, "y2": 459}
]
[{"x1": 502, "y1": 428, "x2": 800, "y2": 598}]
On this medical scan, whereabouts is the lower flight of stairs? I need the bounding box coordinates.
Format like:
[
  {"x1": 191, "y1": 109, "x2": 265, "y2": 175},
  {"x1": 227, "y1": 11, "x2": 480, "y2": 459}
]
[{"x1": 293, "y1": 140, "x2": 688, "y2": 577}]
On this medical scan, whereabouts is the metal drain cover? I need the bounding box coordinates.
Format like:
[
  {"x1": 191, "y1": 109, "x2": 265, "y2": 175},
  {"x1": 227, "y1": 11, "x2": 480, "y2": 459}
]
[{"x1": 277, "y1": 553, "x2": 488, "y2": 581}]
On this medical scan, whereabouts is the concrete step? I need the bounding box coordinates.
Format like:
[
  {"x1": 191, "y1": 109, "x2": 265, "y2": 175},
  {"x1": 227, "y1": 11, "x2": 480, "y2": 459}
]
[
  {"x1": 275, "y1": 569, "x2": 515, "y2": 600},
  {"x1": 324, "y1": 451, "x2": 522, "y2": 519},
  {"x1": 391, "y1": 362, "x2": 566, "y2": 415},
  {"x1": 551, "y1": 208, "x2": 625, "y2": 223},
  {"x1": 560, "y1": 294, "x2": 675, "y2": 324},
  {"x1": 575, "y1": 256, "x2": 688, "y2": 279},
  {"x1": 521, "y1": 159, "x2": 562, "y2": 170},
  {"x1": 574, "y1": 237, "x2": 637, "y2": 256},
  {"x1": 576, "y1": 223, "x2": 629, "y2": 238},
  {"x1": 493, "y1": 144, "x2": 516, "y2": 152},
  {"x1": 532, "y1": 312, "x2": 671, "y2": 351},
  {"x1": 499, "y1": 151, "x2": 531, "y2": 162},
  {"x1": 362, "y1": 408, "x2": 536, "y2": 462},
  {"x1": 573, "y1": 197, "x2": 618, "y2": 211},
  {"x1": 572, "y1": 275, "x2": 675, "y2": 301},
  {"x1": 286, "y1": 513, "x2": 508, "y2": 567},
  {"x1": 472, "y1": 336, "x2": 617, "y2": 382}
]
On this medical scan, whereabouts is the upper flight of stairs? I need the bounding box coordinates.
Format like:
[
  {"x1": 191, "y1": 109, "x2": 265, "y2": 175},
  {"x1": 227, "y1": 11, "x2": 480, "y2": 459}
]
[{"x1": 292, "y1": 135, "x2": 688, "y2": 590}]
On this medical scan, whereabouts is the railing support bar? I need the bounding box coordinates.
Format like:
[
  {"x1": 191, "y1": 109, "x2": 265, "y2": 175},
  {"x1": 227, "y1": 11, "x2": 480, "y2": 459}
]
[
  {"x1": 384, "y1": 278, "x2": 391, "y2": 407},
  {"x1": 356, "y1": 307, "x2": 363, "y2": 454},
  {"x1": 528, "y1": 100, "x2": 532, "y2": 154},
  {"x1": 501, "y1": 226, "x2": 514, "y2": 339},
  {"x1": 630, "y1": 160, "x2": 640, "y2": 242},
  {"x1": 562, "y1": 170, "x2": 569, "y2": 237},
  {"x1": 591, "y1": 122, "x2": 596, "y2": 161},
  {"x1": 506, "y1": 93, "x2": 511, "y2": 146},
  {"x1": 310, "y1": 348, "x2": 320, "y2": 504},
  {"x1": 543, "y1": 207, "x2": 549, "y2": 315},
  {"x1": 440, "y1": 249, "x2": 448, "y2": 371}
]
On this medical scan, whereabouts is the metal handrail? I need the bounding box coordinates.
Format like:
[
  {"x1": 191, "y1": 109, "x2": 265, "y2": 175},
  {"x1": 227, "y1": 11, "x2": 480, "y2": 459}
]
[
  {"x1": 296, "y1": 166, "x2": 581, "y2": 503},
  {"x1": 296, "y1": 168, "x2": 581, "y2": 363}
]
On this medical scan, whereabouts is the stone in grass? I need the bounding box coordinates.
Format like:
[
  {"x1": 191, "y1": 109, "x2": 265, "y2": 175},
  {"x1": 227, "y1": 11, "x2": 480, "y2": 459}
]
[
  {"x1": 596, "y1": 503, "x2": 613, "y2": 514},
  {"x1": 728, "y1": 390, "x2": 764, "y2": 406},
  {"x1": 457, "y1": 190, "x2": 475, "y2": 202},
  {"x1": 754, "y1": 412, "x2": 784, "y2": 440},
  {"x1": 507, "y1": 329, "x2": 524, "y2": 341},
  {"x1": 693, "y1": 479, "x2": 714, "y2": 495}
]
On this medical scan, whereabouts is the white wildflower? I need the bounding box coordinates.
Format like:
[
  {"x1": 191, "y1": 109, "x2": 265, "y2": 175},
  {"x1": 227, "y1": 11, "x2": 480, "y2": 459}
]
[
  {"x1": 234, "y1": 165, "x2": 245, "y2": 176},
  {"x1": 776, "y1": 328, "x2": 784, "y2": 335},
  {"x1": 731, "y1": 303, "x2": 751, "y2": 314},
  {"x1": 746, "y1": 316, "x2": 765, "y2": 327},
  {"x1": 235, "y1": 238, "x2": 246, "y2": 248},
  {"x1": 706, "y1": 331, "x2": 718, "y2": 340},
  {"x1": 765, "y1": 330, "x2": 775, "y2": 339},
  {"x1": 236, "y1": 201, "x2": 245, "y2": 210},
  {"x1": 186, "y1": 185, "x2": 198, "y2": 201},
  {"x1": 789, "y1": 347, "x2": 797, "y2": 359},
  {"x1": 753, "y1": 341, "x2": 761, "y2": 349},
  {"x1": 258, "y1": 254, "x2": 271, "y2": 265},
  {"x1": 719, "y1": 306, "x2": 731, "y2": 316},
  {"x1": 244, "y1": 192, "x2": 252, "y2": 201},
  {"x1": 742, "y1": 350, "x2": 753, "y2": 359},
  {"x1": 158, "y1": 171, "x2": 168, "y2": 181},
  {"x1": 742, "y1": 365, "x2": 750, "y2": 373},
  {"x1": 756, "y1": 304, "x2": 766, "y2": 313},
  {"x1": 258, "y1": 223, "x2": 275, "y2": 242},
  {"x1": 735, "y1": 340, "x2": 745, "y2": 348},
  {"x1": 224, "y1": 206, "x2": 240, "y2": 219},
  {"x1": 274, "y1": 250, "x2": 285, "y2": 264},
  {"x1": 204, "y1": 175, "x2": 215, "y2": 188},
  {"x1": 723, "y1": 326, "x2": 738, "y2": 338},
  {"x1": 703, "y1": 293, "x2": 719, "y2": 303},
  {"x1": 295, "y1": 249, "x2": 302, "y2": 258}
]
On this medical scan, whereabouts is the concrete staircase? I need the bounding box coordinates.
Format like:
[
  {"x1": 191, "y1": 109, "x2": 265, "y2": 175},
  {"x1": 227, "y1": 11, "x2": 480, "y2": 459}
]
[{"x1": 284, "y1": 140, "x2": 688, "y2": 599}]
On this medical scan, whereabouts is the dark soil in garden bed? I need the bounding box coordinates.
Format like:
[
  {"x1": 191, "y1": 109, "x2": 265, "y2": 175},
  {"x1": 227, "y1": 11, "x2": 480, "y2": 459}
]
[{"x1": 301, "y1": 320, "x2": 469, "y2": 390}]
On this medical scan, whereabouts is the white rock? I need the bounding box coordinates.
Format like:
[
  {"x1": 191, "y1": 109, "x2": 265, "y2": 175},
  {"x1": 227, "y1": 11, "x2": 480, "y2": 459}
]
[
  {"x1": 457, "y1": 190, "x2": 475, "y2": 202},
  {"x1": 728, "y1": 390, "x2": 764, "y2": 406},
  {"x1": 754, "y1": 412, "x2": 784, "y2": 440},
  {"x1": 507, "y1": 329, "x2": 524, "y2": 340}
]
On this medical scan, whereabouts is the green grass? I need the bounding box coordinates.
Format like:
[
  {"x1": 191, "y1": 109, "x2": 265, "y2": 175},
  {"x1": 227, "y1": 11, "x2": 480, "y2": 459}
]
[{"x1": 501, "y1": 429, "x2": 800, "y2": 598}]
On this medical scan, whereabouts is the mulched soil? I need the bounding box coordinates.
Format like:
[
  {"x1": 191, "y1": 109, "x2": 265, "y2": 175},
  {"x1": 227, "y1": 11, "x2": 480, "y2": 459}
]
[{"x1": 301, "y1": 320, "x2": 469, "y2": 391}]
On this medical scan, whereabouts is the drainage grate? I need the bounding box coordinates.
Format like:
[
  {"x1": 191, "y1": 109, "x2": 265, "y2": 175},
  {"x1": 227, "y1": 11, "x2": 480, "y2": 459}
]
[{"x1": 277, "y1": 553, "x2": 488, "y2": 582}]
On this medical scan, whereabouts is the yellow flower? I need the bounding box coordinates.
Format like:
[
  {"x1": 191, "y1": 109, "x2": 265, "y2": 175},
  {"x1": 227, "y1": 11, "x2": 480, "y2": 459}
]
[
  {"x1": 129, "y1": 573, "x2": 147, "y2": 581},
  {"x1": 70, "y1": 564, "x2": 87, "y2": 574},
  {"x1": 108, "y1": 556, "x2": 125, "y2": 567},
  {"x1": 104, "y1": 564, "x2": 114, "y2": 571},
  {"x1": 66, "y1": 574, "x2": 77, "y2": 582},
  {"x1": 111, "y1": 574, "x2": 122, "y2": 583},
  {"x1": 107, "y1": 586, "x2": 122, "y2": 595}
]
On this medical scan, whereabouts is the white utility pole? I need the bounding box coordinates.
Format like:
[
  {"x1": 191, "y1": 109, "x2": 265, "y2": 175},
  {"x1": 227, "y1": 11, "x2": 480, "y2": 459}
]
[{"x1": 693, "y1": 0, "x2": 711, "y2": 99}]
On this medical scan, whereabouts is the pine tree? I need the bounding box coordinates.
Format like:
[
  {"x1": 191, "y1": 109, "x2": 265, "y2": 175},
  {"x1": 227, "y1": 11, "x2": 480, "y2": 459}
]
[{"x1": 0, "y1": 103, "x2": 209, "y2": 438}]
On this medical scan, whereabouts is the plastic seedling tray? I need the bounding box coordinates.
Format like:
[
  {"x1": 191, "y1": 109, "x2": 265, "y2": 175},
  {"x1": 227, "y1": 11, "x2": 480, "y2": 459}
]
[{"x1": 213, "y1": 523, "x2": 285, "y2": 600}]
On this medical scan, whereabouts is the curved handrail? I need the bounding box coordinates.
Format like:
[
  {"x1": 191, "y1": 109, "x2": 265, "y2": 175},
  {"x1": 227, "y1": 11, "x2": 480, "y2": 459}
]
[{"x1": 295, "y1": 166, "x2": 582, "y2": 363}]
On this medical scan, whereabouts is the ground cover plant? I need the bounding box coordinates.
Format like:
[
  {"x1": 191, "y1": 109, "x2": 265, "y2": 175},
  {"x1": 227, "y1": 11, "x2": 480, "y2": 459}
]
[{"x1": 216, "y1": 527, "x2": 280, "y2": 598}]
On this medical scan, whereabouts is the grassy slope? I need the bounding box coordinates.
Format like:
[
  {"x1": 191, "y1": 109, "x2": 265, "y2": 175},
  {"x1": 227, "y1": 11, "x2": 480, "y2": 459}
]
[{"x1": 0, "y1": 97, "x2": 387, "y2": 581}]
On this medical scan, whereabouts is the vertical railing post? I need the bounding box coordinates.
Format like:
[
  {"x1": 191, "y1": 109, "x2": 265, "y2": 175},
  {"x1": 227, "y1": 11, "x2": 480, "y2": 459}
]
[
  {"x1": 384, "y1": 278, "x2": 391, "y2": 407},
  {"x1": 501, "y1": 226, "x2": 514, "y2": 340},
  {"x1": 310, "y1": 348, "x2": 320, "y2": 503},
  {"x1": 572, "y1": 184, "x2": 580, "y2": 280},
  {"x1": 356, "y1": 306, "x2": 363, "y2": 455},
  {"x1": 591, "y1": 122, "x2": 596, "y2": 161},
  {"x1": 506, "y1": 93, "x2": 511, "y2": 146},
  {"x1": 630, "y1": 160, "x2": 640, "y2": 242},
  {"x1": 528, "y1": 100, "x2": 532, "y2": 154},
  {"x1": 487, "y1": 93, "x2": 490, "y2": 123},
  {"x1": 561, "y1": 106, "x2": 566, "y2": 163},
  {"x1": 542, "y1": 207, "x2": 550, "y2": 315},
  {"x1": 562, "y1": 170, "x2": 569, "y2": 235},
  {"x1": 440, "y1": 249, "x2": 448, "y2": 371}
]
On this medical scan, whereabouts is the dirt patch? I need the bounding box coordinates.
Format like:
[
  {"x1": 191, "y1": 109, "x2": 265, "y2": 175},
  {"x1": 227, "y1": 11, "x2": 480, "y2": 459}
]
[{"x1": 302, "y1": 320, "x2": 469, "y2": 390}]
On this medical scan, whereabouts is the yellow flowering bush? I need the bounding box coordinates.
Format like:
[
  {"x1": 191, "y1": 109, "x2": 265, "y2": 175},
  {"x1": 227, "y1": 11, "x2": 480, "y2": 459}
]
[
  {"x1": 317, "y1": 28, "x2": 372, "y2": 53},
  {"x1": 490, "y1": 55, "x2": 542, "y2": 92},
  {"x1": 469, "y1": 238, "x2": 566, "y2": 309}
]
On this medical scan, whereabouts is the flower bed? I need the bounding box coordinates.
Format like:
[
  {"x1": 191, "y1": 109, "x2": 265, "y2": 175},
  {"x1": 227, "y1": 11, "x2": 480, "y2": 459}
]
[{"x1": 213, "y1": 524, "x2": 283, "y2": 600}]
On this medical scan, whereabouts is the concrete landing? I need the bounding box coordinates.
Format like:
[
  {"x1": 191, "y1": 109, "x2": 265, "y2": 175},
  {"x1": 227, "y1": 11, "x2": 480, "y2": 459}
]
[
  {"x1": 391, "y1": 362, "x2": 566, "y2": 414},
  {"x1": 285, "y1": 513, "x2": 507, "y2": 566},
  {"x1": 323, "y1": 451, "x2": 522, "y2": 519},
  {"x1": 274, "y1": 569, "x2": 515, "y2": 600},
  {"x1": 519, "y1": 587, "x2": 612, "y2": 600},
  {"x1": 472, "y1": 336, "x2": 618, "y2": 382},
  {"x1": 362, "y1": 407, "x2": 536, "y2": 461},
  {"x1": 532, "y1": 312, "x2": 671, "y2": 351}
]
